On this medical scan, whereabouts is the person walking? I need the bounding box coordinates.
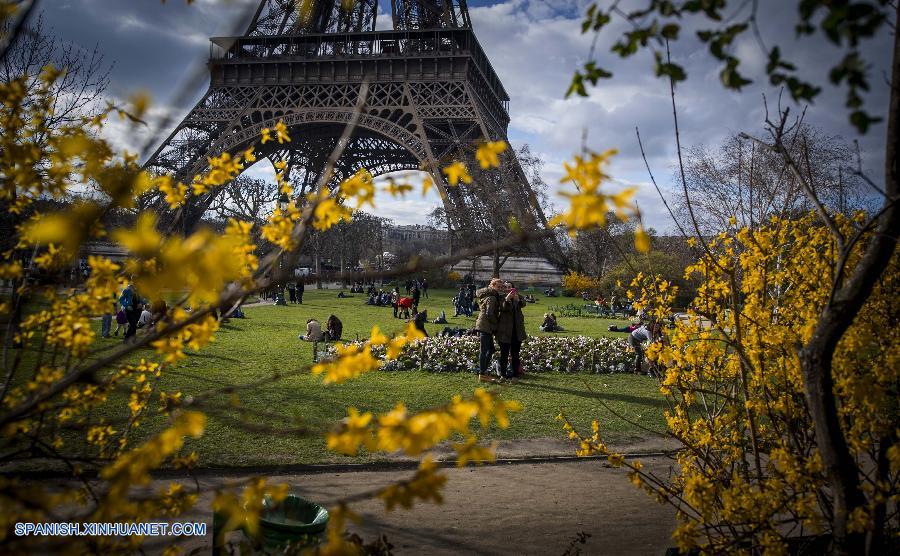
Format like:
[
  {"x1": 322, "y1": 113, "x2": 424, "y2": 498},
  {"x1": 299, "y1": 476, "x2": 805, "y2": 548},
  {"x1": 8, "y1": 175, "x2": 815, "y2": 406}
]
[
  {"x1": 421, "y1": 277, "x2": 429, "y2": 298},
  {"x1": 474, "y1": 278, "x2": 503, "y2": 383},
  {"x1": 119, "y1": 280, "x2": 141, "y2": 344},
  {"x1": 496, "y1": 282, "x2": 526, "y2": 382},
  {"x1": 113, "y1": 304, "x2": 127, "y2": 336},
  {"x1": 297, "y1": 280, "x2": 304, "y2": 304},
  {"x1": 288, "y1": 283, "x2": 297, "y2": 304},
  {"x1": 411, "y1": 283, "x2": 421, "y2": 313}
]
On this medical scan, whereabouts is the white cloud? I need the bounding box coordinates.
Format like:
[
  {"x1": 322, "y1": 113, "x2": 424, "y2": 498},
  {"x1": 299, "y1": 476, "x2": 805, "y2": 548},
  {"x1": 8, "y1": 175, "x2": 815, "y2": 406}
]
[
  {"x1": 73, "y1": 0, "x2": 890, "y2": 234},
  {"x1": 467, "y1": 0, "x2": 890, "y2": 233}
]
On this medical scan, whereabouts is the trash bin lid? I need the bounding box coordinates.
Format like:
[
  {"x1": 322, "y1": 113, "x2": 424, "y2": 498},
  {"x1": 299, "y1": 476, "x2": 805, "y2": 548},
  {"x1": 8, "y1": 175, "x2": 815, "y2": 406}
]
[{"x1": 259, "y1": 495, "x2": 329, "y2": 534}]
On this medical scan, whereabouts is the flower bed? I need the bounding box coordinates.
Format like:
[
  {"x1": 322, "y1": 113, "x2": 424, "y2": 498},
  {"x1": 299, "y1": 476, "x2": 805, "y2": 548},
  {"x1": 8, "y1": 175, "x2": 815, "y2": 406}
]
[{"x1": 323, "y1": 335, "x2": 633, "y2": 374}]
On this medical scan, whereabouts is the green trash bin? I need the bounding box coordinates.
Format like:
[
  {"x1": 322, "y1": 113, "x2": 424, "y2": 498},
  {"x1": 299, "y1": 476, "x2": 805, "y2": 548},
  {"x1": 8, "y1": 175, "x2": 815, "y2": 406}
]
[{"x1": 213, "y1": 494, "x2": 329, "y2": 553}]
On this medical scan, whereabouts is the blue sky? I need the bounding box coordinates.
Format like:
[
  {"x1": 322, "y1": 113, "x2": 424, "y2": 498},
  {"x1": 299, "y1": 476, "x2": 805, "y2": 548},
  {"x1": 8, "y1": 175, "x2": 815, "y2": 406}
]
[{"x1": 37, "y1": 1, "x2": 892, "y2": 229}]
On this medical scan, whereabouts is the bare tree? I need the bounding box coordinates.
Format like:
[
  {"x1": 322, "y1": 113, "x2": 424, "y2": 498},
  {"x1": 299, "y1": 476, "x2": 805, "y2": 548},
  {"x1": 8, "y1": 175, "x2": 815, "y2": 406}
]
[
  {"x1": 1, "y1": 12, "x2": 111, "y2": 135},
  {"x1": 323, "y1": 211, "x2": 387, "y2": 279},
  {"x1": 570, "y1": 212, "x2": 635, "y2": 277},
  {"x1": 676, "y1": 125, "x2": 875, "y2": 234},
  {"x1": 209, "y1": 175, "x2": 279, "y2": 226}
]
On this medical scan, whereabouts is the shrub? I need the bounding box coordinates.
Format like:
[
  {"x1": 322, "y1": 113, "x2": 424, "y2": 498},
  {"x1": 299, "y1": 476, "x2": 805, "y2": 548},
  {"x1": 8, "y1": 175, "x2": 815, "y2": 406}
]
[{"x1": 561, "y1": 271, "x2": 601, "y2": 297}]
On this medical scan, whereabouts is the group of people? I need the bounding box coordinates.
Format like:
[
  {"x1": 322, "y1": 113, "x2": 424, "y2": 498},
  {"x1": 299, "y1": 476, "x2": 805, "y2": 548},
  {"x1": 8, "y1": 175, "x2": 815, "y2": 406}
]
[
  {"x1": 261, "y1": 282, "x2": 305, "y2": 304},
  {"x1": 404, "y1": 278, "x2": 428, "y2": 298},
  {"x1": 475, "y1": 278, "x2": 527, "y2": 383},
  {"x1": 539, "y1": 312, "x2": 561, "y2": 332},
  {"x1": 588, "y1": 293, "x2": 633, "y2": 318},
  {"x1": 104, "y1": 281, "x2": 250, "y2": 344},
  {"x1": 365, "y1": 288, "x2": 393, "y2": 307},
  {"x1": 369, "y1": 285, "x2": 422, "y2": 319},
  {"x1": 453, "y1": 284, "x2": 477, "y2": 317},
  {"x1": 297, "y1": 277, "x2": 662, "y2": 380},
  {"x1": 102, "y1": 281, "x2": 167, "y2": 343}
]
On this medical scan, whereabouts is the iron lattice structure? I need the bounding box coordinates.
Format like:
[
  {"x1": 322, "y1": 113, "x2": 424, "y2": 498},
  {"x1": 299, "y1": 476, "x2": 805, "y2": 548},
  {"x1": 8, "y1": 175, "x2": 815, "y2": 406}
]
[{"x1": 145, "y1": 0, "x2": 553, "y2": 256}]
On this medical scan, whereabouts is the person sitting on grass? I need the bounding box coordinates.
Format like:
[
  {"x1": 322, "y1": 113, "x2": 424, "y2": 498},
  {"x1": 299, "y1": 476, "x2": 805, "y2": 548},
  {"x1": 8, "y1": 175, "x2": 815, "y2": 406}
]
[
  {"x1": 608, "y1": 322, "x2": 639, "y2": 333},
  {"x1": 136, "y1": 304, "x2": 154, "y2": 332},
  {"x1": 432, "y1": 309, "x2": 448, "y2": 324},
  {"x1": 338, "y1": 290, "x2": 348, "y2": 298},
  {"x1": 299, "y1": 318, "x2": 324, "y2": 342},
  {"x1": 539, "y1": 313, "x2": 561, "y2": 332},
  {"x1": 325, "y1": 314, "x2": 343, "y2": 341}
]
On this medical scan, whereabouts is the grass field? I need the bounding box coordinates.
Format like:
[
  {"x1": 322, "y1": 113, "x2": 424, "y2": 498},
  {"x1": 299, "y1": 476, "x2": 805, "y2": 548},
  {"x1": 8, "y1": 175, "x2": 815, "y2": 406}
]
[{"x1": 88, "y1": 288, "x2": 666, "y2": 466}]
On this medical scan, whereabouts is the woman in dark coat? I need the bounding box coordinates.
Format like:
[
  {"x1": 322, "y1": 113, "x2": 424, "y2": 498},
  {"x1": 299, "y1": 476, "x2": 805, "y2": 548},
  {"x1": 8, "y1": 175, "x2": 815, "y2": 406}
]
[{"x1": 496, "y1": 282, "x2": 527, "y2": 381}]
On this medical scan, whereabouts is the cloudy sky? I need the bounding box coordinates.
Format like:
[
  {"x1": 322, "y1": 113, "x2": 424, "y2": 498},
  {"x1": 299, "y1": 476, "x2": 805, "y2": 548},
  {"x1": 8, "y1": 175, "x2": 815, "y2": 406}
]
[{"x1": 36, "y1": 0, "x2": 893, "y2": 229}]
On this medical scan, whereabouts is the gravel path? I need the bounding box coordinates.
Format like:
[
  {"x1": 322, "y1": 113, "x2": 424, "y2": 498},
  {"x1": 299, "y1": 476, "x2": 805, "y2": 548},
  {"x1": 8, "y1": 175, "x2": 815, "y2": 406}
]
[{"x1": 169, "y1": 457, "x2": 676, "y2": 555}]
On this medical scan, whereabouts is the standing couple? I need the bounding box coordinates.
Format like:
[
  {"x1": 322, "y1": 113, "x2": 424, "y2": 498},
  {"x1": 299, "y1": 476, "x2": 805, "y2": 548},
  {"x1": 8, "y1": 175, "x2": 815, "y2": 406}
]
[{"x1": 475, "y1": 278, "x2": 526, "y2": 383}]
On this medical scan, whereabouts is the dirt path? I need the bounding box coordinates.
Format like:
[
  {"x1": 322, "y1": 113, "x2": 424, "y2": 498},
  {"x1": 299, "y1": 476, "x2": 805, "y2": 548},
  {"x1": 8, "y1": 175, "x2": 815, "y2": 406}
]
[{"x1": 172, "y1": 457, "x2": 676, "y2": 555}]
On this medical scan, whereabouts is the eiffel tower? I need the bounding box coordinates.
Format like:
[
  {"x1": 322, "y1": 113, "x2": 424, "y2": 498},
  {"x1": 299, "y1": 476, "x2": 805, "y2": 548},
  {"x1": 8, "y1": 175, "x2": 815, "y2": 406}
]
[{"x1": 145, "y1": 0, "x2": 553, "y2": 256}]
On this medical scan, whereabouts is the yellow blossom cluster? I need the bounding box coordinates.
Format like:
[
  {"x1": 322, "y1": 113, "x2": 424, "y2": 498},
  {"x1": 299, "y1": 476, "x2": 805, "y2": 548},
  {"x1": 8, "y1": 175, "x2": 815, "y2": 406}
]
[
  {"x1": 339, "y1": 168, "x2": 376, "y2": 208},
  {"x1": 550, "y1": 149, "x2": 638, "y2": 238},
  {"x1": 578, "y1": 212, "x2": 900, "y2": 552},
  {"x1": 326, "y1": 388, "x2": 521, "y2": 459},
  {"x1": 312, "y1": 323, "x2": 424, "y2": 384},
  {"x1": 442, "y1": 161, "x2": 472, "y2": 186},
  {"x1": 113, "y1": 214, "x2": 258, "y2": 307},
  {"x1": 475, "y1": 140, "x2": 507, "y2": 169}
]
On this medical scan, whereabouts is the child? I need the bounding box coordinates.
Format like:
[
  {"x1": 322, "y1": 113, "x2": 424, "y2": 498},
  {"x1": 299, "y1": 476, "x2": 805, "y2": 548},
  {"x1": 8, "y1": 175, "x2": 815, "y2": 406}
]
[{"x1": 113, "y1": 306, "x2": 127, "y2": 336}]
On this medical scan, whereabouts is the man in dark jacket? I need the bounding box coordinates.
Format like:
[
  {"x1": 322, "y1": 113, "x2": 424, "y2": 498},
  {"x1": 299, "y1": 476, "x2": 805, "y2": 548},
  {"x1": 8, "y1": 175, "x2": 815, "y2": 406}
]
[
  {"x1": 411, "y1": 284, "x2": 421, "y2": 313},
  {"x1": 474, "y1": 278, "x2": 503, "y2": 382},
  {"x1": 296, "y1": 280, "x2": 304, "y2": 304},
  {"x1": 496, "y1": 281, "x2": 527, "y2": 381}
]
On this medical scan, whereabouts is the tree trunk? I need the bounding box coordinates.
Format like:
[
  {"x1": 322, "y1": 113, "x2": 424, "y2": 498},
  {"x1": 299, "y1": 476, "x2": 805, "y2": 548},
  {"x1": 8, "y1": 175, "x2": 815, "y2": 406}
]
[
  {"x1": 800, "y1": 7, "x2": 900, "y2": 554},
  {"x1": 492, "y1": 240, "x2": 500, "y2": 277},
  {"x1": 315, "y1": 251, "x2": 322, "y2": 289}
]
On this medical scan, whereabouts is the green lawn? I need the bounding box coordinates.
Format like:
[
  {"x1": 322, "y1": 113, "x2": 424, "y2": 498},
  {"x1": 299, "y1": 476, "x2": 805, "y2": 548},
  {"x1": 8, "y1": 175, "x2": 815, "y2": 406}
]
[{"x1": 89, "y1": 288, "x2": 666, "y2": 466}]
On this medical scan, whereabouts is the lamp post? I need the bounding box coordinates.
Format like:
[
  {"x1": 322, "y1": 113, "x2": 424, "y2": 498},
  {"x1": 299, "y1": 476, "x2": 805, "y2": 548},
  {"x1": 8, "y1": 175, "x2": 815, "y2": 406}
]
[{"x1": 274, "y1": 192, "x2": 289, "y2": 306}]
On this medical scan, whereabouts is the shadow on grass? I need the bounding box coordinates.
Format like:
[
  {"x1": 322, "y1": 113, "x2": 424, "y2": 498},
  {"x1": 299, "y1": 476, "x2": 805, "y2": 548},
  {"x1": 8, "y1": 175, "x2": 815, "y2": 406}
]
[
  {"x1": 185, "y1": 351, "x2": 242, "y2": 364},
  {"x1": 514, "y1": 378, "x2": 669, "y2": 409}
]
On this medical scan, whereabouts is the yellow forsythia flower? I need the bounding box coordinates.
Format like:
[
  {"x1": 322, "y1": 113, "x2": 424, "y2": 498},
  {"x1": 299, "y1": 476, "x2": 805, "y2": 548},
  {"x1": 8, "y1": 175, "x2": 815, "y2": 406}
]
[
  {"x1": 442, "y1": 161, "x2": 472, "y2": 186},
  {"x1": 475, "y1": 140, "x2": 507, "y2": 169}
]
